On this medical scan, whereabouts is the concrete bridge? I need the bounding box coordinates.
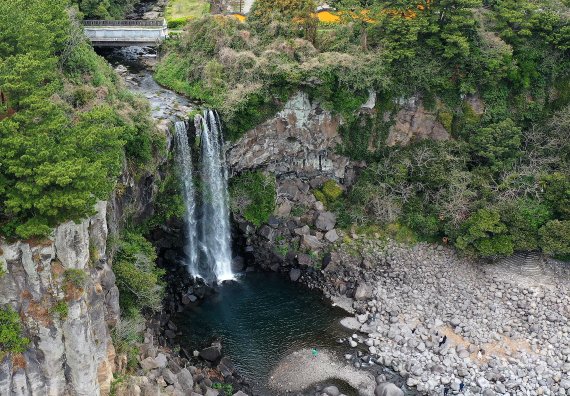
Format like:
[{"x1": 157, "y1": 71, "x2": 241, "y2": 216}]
[{"x1": 83, "y1": 19, "x2": 168, "y2": 47}]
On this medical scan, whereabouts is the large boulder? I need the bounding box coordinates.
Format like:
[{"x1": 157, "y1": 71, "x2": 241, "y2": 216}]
[
  {"x1": 218, "y1": 357, "x2": 235, "y2": 377},
  {"x1": 289, "y1": 268, "x2": 301, "y2": 282},
  {"x1": 375, "y1": 383, "x2": 404, "y2": 396},
  {"x1": 315, "y1": 212, "x2": 336, "y2": 231},
  {"x1": 323, "y1": 385, "x2": 340, "y2": 396},
  {"x1": 199, "y1": 345, "x2": 221, "y2": 362},
  {"x1": 324, "y1": 229, "x2": 339, "y2": 243},
  {"x1": 301, "y1": 234, "x2": 324, "y2": 250},
  {"x1": 354, "y1": 284, "x2": 373, "y2": 301},
  {"x1": 177, "y1": 368, "x2": 194, "y2": 389}
]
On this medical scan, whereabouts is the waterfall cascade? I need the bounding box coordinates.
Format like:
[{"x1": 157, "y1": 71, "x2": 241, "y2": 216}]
[
  {"x1": 174, "y1": 121, "x2": 199, "y2": 277},
  {"x1": 174, "y1": 112, "x2": 234, "y2": 283}
]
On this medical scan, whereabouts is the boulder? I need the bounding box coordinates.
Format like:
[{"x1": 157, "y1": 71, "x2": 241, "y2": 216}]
[
  {"x1": 301, "y1": 234, "x2": 324, "y2": 250},
  {"x1": 177, "y1": 368, "x2": 194, "y2": 389},
  {"x1": 258, "y1": 225, "x2": 274, "y2": 241},
  {"x1": 140, "y1": 354, "x2": 167, "y2": 371},
  {"x1": 315, "y1": 212, "x2": 336, "y2": 231},
  {"x1": 323, "y1": 385, "x2": 340, "y2": 396},
  {"x1": 233, "y1": 392, "x2": 249, "y2": 396},
  {"x1": 199, "y1": 346, "x2": 221, "y2": 362},
  {"x1": 324, "y1": 229, "x2": 339, "y2": 243},
  {"x1": 354, "y1": 284, "x2": 373, "y2": 301},
  {"x1": 290, "y1": 268, "x2": 301, "y2": 282},
  {"x1": 275, "y1": 200, "x2": 292, "y2": 217},
  {"x1": 375, "y1": 383, "x2": 404, "y2": 396},
  {"x1": 161, "y1": 368, "x2": 177, "y2": 385},
  {"x1": 297, "y1": 253, "x2": 313, "y2": 266},
  {"x1": 204, "y1": 388, "x2": 220, "y2": 396},
  {"x1": 218, "y1": 356, "x2": 236, "y2": 377},
  {"x1": 294, "y1": 225, "x2": 310, "y2": 236}
]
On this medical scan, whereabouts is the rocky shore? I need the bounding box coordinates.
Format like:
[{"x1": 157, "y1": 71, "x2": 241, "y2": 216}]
[{"x1": 288, "y1": 238, "x2": 570, "y2": 395}]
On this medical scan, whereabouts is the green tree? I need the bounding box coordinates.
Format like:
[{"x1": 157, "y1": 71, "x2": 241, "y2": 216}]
[
  {"x1": 456, "y1": 208, "x2": 513, "y2": 256},
  {"x1": 539, "y1": 220, "x2": 570, "y2": 258},
  {"x1": 500, "y1": 199, "x2": 552, "y2": 251},
  {"x1": 469, "y1": 118, "x2": 522, "y2": 173},
  {"x1": 541, "y1": 173, "x2": 570, "y2": 220},
  {"x1": 113, "y1": 232, "x2": 165, "y2": 317},
  {"x1": 426, "y1": 0, "x2": 482, "y2": 59}
]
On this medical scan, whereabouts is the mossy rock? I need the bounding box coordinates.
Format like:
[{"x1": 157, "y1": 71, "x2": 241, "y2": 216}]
[
  {"x1": 321, "y1": 180, "x2": 343, "y2": 201},
  {"x1": 313, "y1": 189, "x2": 327, "y2": 204}
]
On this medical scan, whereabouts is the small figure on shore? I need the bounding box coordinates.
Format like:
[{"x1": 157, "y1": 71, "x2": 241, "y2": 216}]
[
  {"x1": 311, "y1": 348, "x2": 318, "y2": 358},
  {"x1": 443, "y1": 387, "x2": 449, "y2": 396},
  {"x1": 459, "y1": 382, "x2": 465, "y2": 391},
  {"x1": 438, "y1": 335, "x2": 447, "y2": 347}
]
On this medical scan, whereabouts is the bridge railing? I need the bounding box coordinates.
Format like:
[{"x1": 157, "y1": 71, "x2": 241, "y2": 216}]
[{"x1": 82, "y1": 19, "x2": 166, "y2": 27}]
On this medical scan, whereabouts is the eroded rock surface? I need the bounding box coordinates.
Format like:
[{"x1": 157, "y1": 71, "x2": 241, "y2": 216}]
[
  {"x1": 0, "y1": 203, "x2": 118, "y2": 396},
  {"x1": 228, "y1": 92, "x2": 356, "y2": 181},
  {"x1": 386, "y1": 96, "x2": 450, "y2": 147}
]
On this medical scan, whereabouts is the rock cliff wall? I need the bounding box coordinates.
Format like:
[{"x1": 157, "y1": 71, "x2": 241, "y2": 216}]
[
  {"x1": 228, "y1": 91, "x2": 356, "y2": 182},
  {"x1": 0, "y1": 202, "x2": 118, "y2": 396}
]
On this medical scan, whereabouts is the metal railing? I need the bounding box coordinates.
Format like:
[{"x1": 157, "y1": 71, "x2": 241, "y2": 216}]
[{"x1": 82, "y1": 19, "x2": 165, "y2": 27}]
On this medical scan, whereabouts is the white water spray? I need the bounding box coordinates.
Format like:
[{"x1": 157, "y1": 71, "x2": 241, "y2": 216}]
[
  {"x1": 174, "y1": 121, "x2": 199, "y2": 277},
  {"x1": 198, "y1": 110, "x2": 234, "y2": 281},
  {"x1": 174, "y1": 113, "x2": 234, "y2": 283}
]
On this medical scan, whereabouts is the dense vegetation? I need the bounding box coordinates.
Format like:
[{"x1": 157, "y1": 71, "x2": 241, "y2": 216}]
[
  {"x1": 158, "y1": 0, "x2": 570, "y2": 258},
  {"x1": 71, "y1": 0, "x2": 139, "y2": 19},
  {"x1": 0, "y1": 0, "x2": 161, "y2": 239},
  {"x1": 230, "y1": 171, "x2": 276, "y2": 226},
  {"x1": 113, "y1": 231, "x2": 165, "y2": 318}
]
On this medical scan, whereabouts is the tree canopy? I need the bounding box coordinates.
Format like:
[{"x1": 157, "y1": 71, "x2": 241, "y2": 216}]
[{"x1": 0, "y1": 0, "x2": 158, "y2": 238}]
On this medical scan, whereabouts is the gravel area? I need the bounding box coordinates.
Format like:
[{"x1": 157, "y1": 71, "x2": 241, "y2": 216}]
[{"x1": 268, "y1": 348, "x2": 376, "y2": 395}]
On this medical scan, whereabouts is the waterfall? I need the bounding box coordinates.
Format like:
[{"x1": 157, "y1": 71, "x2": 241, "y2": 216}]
[
  {"x1": 174, "y1": 113, "x2": 234, "y2": 283},
  {"x1": 174, "y1": 121, "x2": 199, "y2": 277},
  {"x1": 197, "y1": 110, "x2": 234, "y2": 282}
]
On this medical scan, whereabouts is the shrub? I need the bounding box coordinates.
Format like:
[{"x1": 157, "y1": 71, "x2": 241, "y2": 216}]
[
  {"x1": 539, "y1": 220, "x2": 570, "y2": 259},
  {"x1": 313, "y1": 190, "x2": 327, "y2": 204},
  {"x1": 167, "y1": 17, "x2": 190, "y2": 29},
  {"x1": 112, "y1": 313, "x2": 145, "y2": 372},
  {"x1": 50, "y1": 301, "x2": 68, "y2": 321},
  {"x1": 113, "y1": 232, "x2": 164, "y2": 317},
  {"x1": 229, "y1": 171, "x2": 276, "y2": 226},
  {"x1": 0, "y1": 306, "x2": 29, "y2": 356},
  {"x1": 63, "y1": 269, "x2": 87, "y2": 289}
]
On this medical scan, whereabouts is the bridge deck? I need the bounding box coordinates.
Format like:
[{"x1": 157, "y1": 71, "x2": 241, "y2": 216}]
[
  {"x1": 83, "y1": 19, "x2": 168, "y2": 47},
  {"x1": 83, "y1": 19, "x2": 165, "y2": 27}
]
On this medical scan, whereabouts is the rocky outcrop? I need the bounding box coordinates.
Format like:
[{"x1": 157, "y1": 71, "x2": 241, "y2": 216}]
[
  {"x1": 228, "y1": 91, "x2": 356, "y2": 182},
  {"x1": 386, "y1": 96, "x2": 450, "y2": 147},
  {"x1": 0, "y1": 202, "x2": 118, "y2": 396}
]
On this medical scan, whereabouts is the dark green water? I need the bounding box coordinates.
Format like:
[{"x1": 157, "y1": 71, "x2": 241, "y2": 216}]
[{"x1": 174, "y1": 272, "x2": 350, "y2": 394}]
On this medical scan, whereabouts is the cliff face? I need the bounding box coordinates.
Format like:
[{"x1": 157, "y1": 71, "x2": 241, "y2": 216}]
[
  {"x1": 0, "y1": 144, "x2": 168, "y2": 396},
  {"x1": 228, "y1": 92, "x2": 356, "y2": 182},
  {"x1": 0, "y1": 202, "x2": 118, "y2": 396}
]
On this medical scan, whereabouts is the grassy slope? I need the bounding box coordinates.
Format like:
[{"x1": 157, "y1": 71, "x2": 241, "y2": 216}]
[{"x1": 165, "y1": 0, "x2": 210, "y2": 21}]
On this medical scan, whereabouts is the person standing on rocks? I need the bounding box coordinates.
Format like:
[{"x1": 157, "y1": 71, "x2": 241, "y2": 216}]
[
  {"x1": 311, "y1": 348, "x2": 318, "y2": 358},
  {"x1": 438, "y1": 335, "x2": 447, "y2": 347}
]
